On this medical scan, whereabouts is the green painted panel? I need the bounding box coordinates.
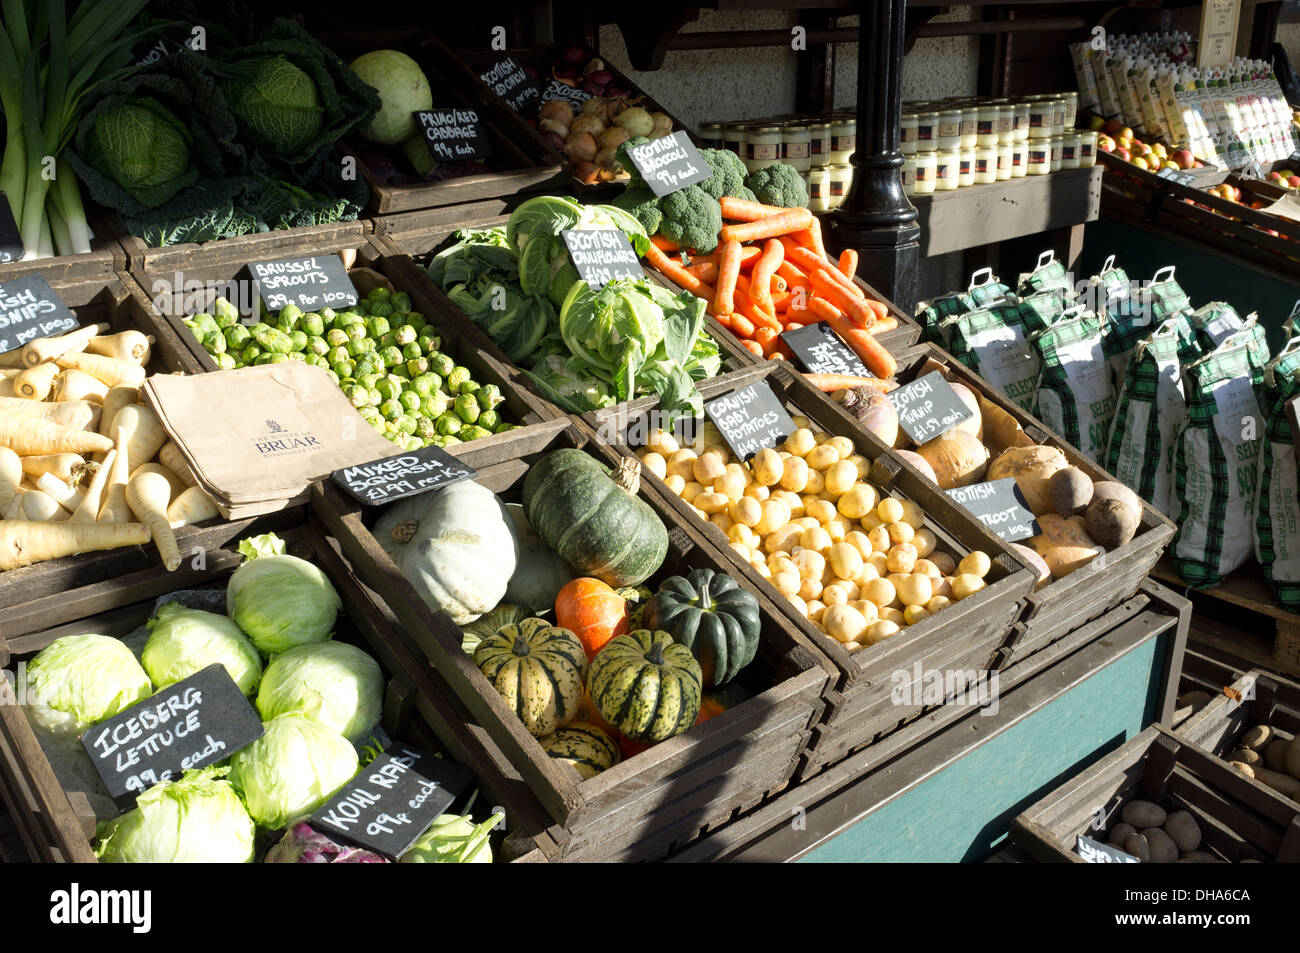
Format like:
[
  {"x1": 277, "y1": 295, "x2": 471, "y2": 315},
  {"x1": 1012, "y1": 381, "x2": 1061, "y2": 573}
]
[{"x1": 799, "y1": 634, "x2": 1166, "y2": 863}]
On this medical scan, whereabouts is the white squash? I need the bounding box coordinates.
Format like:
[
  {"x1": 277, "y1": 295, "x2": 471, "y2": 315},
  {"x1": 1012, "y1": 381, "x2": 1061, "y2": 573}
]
[{"x1": 503, "y1": 503, "x2": 575, "y2": 612}]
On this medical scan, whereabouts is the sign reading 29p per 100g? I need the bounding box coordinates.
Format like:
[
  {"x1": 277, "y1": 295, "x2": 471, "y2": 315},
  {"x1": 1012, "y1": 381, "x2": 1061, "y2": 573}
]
[{"x1": 247, "y1": 254, "x2": 359, "y2": 313}]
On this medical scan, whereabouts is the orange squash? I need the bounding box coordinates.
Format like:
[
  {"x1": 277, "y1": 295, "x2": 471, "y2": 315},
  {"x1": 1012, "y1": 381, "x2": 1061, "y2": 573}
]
[
  {"x1": 555, "y1": 577, "x2": 630, "y2": 661},
  {"x1": 619, "y1": 733, "x2": 656, "y2": 760},
  {"x1": 693, "y1": 683, "x2": 755, "y2": 726}
]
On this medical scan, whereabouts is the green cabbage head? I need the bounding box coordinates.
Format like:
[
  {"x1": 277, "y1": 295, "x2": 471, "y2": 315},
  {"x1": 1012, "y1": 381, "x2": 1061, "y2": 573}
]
[
  {"x1": 226, "y1": 533, "x2": 341, "y2": 655},
  {"x1": 400, "y1": 812, "x2": 502, "y2": 863},
  {"x1": 143, "y1": 602, "x2": 263, "y2": 696},
  {"x1": 348, "y1": 50, "x2": 432, "y2": 145},
  {"x1": 95, "y1": 766, "x2": 256, "y2": 863},
  {"x1": 25, "y1": 634, "x2": 153, "y2": 741},
  {"x1": 226, "y1": 55, "x2": 324, "y2": 156},
  {"x1": 85, "y1": 97, "x2": 197, "y2": 208},
  {"x1": 256, "y1": 641, "x2": 383, "y2": 743},
  {"x1": 229, "y1": 713, "x2": 359, "y2": 829}
]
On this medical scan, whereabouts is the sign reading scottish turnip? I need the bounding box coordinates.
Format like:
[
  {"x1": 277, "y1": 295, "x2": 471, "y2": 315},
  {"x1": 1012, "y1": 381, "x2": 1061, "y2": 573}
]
[
  {"x1": 562, "y1": 229, "x2": 643, "y2": 288},
  {"x1": 331, "y1": 445, "x2": 477, "y2": 506},
  {"x1": 0, "y1": 273, "x2": 78, "y2": 355},
  {"x1": 81, "y1": 664, "x2": 264, "y2": 805},
  {"x1": 946, "y1": 478, "x2": 1039, "y2": 543},
  {"x1": 781, "y1": 322, "x2": 869, "y2": 378},
  {"x1": 415, "y1": 108, "x2": 494, "y2": 163},
  {"x1": 481, "y1": 56, "x2": 539, "y2": 114},
  {"x1": 246, "y1": 254, "x2": 359, "y2": 313},
  {"x1": 541, "y1": 79, "x2": 592, "y2": 107},
  {"x1": 312, "y1": 744, "x2": 476, "y2": 859},
  {"x1": 887, "y1": 371, "x2": 975, "y2": 445},
  {"x1": 704, "y1": 381, "x2": 796, "y2": 462},
  {"x1": 625, "y1": 131, "x2": 712, "y2": 197},
  {"x1": 0, "y1": 193, "x2": 22, "y2": 264}
]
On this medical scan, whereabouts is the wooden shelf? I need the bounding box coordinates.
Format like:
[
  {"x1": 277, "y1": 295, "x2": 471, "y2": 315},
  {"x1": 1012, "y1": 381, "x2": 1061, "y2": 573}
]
[{"x1": 910, "y1": 165, "x2": 1102, "y2": 258}]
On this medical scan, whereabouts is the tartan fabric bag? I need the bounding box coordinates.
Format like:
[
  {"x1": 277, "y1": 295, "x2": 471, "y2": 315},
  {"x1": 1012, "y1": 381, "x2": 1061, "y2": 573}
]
[
  {"x1": 1190, "y1": 301, "x2": 1245, "y2": 352},
  {"x1": 1224, "y1": 318, "x2": 1271, "y2": 380},
  {"x1": 1170, "y1": 340, "x2": 1265, "y2": 587},
  {"x1": 966, "y1": 267, "x2": 1013, "y2": 308},
  {"x1": 1094, "y1": 258, "x2": 1152, "y2": 387},
  {"x1": 1017, "y1": 250, "x2": 1072, "y2": 297},
  {"x1": 1034, "y1": 308, "x2": 1117, "y2": 462},
  {"x1": 1147, "y1": 265, "x2": 1192, "y2": 323},
  {"x1": 1018, "y1": 288, "x2": 1072, "y2": 337},
  {"x1": 946, "y1": 300, "x2": 1041, "y2": 414},
  {"x1": 1256, "y1": 337, "x2": 1300, "y2": 610},
  {"x1": 918, "y1": 291, "x2": 973, "y2": 345},
  {"x1": 1104, "y1": 319, "x2": 1187, "y2": 515}
]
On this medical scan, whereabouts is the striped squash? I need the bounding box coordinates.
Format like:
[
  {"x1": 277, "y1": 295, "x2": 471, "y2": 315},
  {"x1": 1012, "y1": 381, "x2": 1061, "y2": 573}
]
[
  {"x1": 540, "y1": 723, "x2": 621, "y2": 779},
  {"x1": 474, "y1": 618, "x2": 587, "y2": 737},
  {"x1": 588, "y1": 630, "x2": 702, "y2": 743}
]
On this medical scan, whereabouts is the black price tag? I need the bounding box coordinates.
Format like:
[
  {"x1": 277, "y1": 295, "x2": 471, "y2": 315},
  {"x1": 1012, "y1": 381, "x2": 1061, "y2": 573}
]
[
  {"x1": 945, "y1": 478, "x2": 1039, "y2": 543},
  {"x1": 246, "y1": 254, "x2": 359, "y2": 313},
  {"x1": 540, "y1": 79, "x2": 592, "y2": 107},
  {"x1": 0, "y1": 273, "x2": 79, "y2": 355},
  {"x1": 1076, "y1": 834, "x2": 1139, "y2": 863},
  {"x1": 312, "y1": 744, "x2": 476, "y2": 860},
  {"x1": 1156, "y1": 167, "x2": 1195, "y2": 185},
  {"x1": 0, "y1": 193, "x2": 22, "y2": 263},
  {"x1": 704, "y1": 381, "x2": 797, "y2": 462},
  {"x1": 80, "y1": 664, "x2": 264, "y2": 806},
  {"x1": 886, "y1": 371, "x2": 975, "y2": 445},
  {"x1": 562, "y1": 229, "x2": 643, "y2": 288},
  {"x1": 415, "y1": 108, "x2": 494, "y2": 163},
  {"x1": 781, "y1": 323, "x2": 869, "y2": 377},
  {"x1": 331, "y1": 445, "x2": 477, "y2": 506},
  {"x1": 480, "y1": 56, "x2": 539, "y2": 114},
  {"x1": 625, "y1": 131, "x2": 712, "y2": 197}
]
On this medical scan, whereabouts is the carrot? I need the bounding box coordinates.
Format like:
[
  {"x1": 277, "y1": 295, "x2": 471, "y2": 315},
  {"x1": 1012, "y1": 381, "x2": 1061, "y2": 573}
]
[
  {"x1": 734, "y1": 284, "x2": 779, "y2": 332},
  {"x1": 645, "y1": 244, "x2": 712, "y2": 298},
  {"x1": 0, "y1": 416, "x2": 112, "y2": 456},
  {"x1": 822, "y1": 306, "x2": 898, "y2": 379},
  {"x1": 754, "y1": 326, "x2": 781, "y2": 357},
  {"x1": 719, "y1": 197, "x2": 790, "y2": 221},
  {"x1": 838, "y1": 248, "x2": 859, "y2": 279},
  {"x1": 771, "y1": 274, "x2": 787, "y2": 294},
  {"x1": 781, "y1": 241, "x2": 863, "y2": 297},
  {"x1": 650, "y1": 235, "x2": 680, "y2": 252},
  {"x1": 810, "y1": 269, "x2": 875, "y2": 327},
  {"x1": 714, "y1": 239, "x2": 743, "y2": 316},
  {"x1": 870, "y1": 316, "x2": 899, "y2": 334},
  {"x1": 727, "y1": 311, "x2": 756, "y2": 339},
  {"x1": 127, "y1": 469, "x2": 180, "y2": 570},
  {"x1": 748, "y1": 239, "x2": 785, "y2": 314},
  {"x1": 55, "y1": 352, "x2": 146, "y2": 389},
  {"x1": 168, "y1": 485, "x2": 218, "y2": 529},
  {"x1": 792, "y1": 215, "x2": 828, "y2": 260},
  {"x1": 698, "y1": 245, "x2": 761, "y2": 269},
  {"x1": 770, "y1": 290, "x2": 793, "y2": 312},
  {"x1": 719, "y1": 208, "x2": 813, "y2": 244},
  {"x1": 777, "y1": 260, "x2": 811, "y2": 290},
  {"x1": 739, "y1": 339, "x2": 764, "y2": 358},
  {"x1": 804, "y1": 373, "x2": 894, "y2": 393},
  {"x1": 0, "y1": 519, "x2": 150, "y2": 570},
  {"x1": 685, "y1": 261, "x2": 719, "y2": 283}
]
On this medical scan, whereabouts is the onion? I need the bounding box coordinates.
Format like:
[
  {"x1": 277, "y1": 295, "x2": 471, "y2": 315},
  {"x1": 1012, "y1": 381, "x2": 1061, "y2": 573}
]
[
  {"x1": 570, "y1": 115, "x2": 605, "y2": 136},
  {"x1": 650, "y1": 112, "x2": 673, "y2": 137},
  {"x1": 572, "y1": 161, "x2": 600, "y2": 184},
  {"x1": 562, "y1": 132, "x2": 599, "y2": 164},
  {"x1": 581, "y1": 98, "x2": 610, "y2": 119},
  {"x1": 599, "y1": 126, "x2": 631, "y2": 150},
  {"x1": 616, "y1": 106, "x2": 655, "y2": 138},
  {"x1": 539, "y1": 117, "x2": 570, "y2": 138},
  {"x1": 587, "y1": 70, "x2": 614, "y2": 86},
  {"x1": 542, "y1": 130, "x2": 567, "y2": 152},
  {"x1": 538, "y1": 100, "x2": 574, "y2": 127},
  {"x1": 583, "y1": 58, "x2": 606, "y2": 75}
]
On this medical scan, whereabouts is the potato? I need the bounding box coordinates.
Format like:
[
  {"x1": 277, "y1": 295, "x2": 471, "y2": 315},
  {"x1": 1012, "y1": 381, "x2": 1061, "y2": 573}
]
[
  {"x1": 1287, "y1": 736, "x2": 1300, "y2": 780},
  {"x1": 692, "y1": 451, "x2": 727, "y2": 485},
  {"x1": 1176, "y1": 690, "x2": 1212, "y2": 711},
  {"x1": 916, "y1": 430, "x2": 990, "y2": 490},
  {"x1": 1163, "y1": 811, "x2": 1201, "y2": 852},
  {"x1": 1229, "y1": 747, "x2": 1261, "y2": 766},
  {"x1": 864, "y1": 620, "x2": 900, "y2": 643},
  {"x1": 1009, "y1": 542, "x2": 1052, "y2": 590},
  {"x1": 1048, "y1": 467, "x2": 1093, "y2": 517},
  {"x1": 1262, "y1": 737, "x2": 1291, "y2": 773},
  {"x1": 930, "y1": 551, "x2": 956, "y2": 575},
  {"x1": 1029, "y1": 514, "x2": 1101, "y2": 580},
  {"x1": 1239, "y1": 724, "x2": 1271, "y2": 750},
  {"x1": 1253, "y1": 767, "x2": 1300, "y2": 799},
  {"x1": 877, "y1": 498, "x2": 905, "y2": 524},
  {"x1": 895, "y1": 449, "x2": 938, "y2": 484},
  {"x1": 986, "y1": 445, "x2": 1068, "y2": 516},
  {"x1": 751, "y1": 447, "x2": 784, "y2": 486},
  {"x1": 958, "y1": 551, "x2": 991, "y2": 578},
  {"x1": 1121, "y1": 799, "x2": 1166, "y2": 828},
  {"x1": 780, "y1": 455, "x2": 810, "y2": 492},
  {"x1": 1123, "y1": 832, "x2": 1151, "y2": 862},
  {"x1": 1142, "y1": 827, "x2": 1178, "y2": 863},
  {"x1": 1085, "y1": 481, "x2": 1142, "y2": 550},
  {"x1": 1229, "y1": 761, "x2": 1255, "y2": 778},
  {"x1": 1107, "y1": 821, "x2": 1137, "y2": 847},
  {"x1": 822, "y1": 604, "x2": 868, "y2": 644}
]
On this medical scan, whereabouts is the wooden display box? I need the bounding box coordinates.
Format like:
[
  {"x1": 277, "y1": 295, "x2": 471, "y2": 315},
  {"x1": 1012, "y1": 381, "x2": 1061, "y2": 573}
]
[
  {"x1": 894, "y1": 345, "x2": 1176, "y2": 667},
  {"x1": 1176, "y1": 668, "x2": 1300, "y2": 779},
  {"x1": 1097, "y1": 151, "x2": 1166, "y2": 224},
  {"x1": 1010, "y1": 724, "x2": 1300, "y2": 863},
  {"x1": 583, "y1": 360, "x2": 1037, "y2": 779},
  {"x1": 1154, "y1": 175, "x2": 1300, "y2": 278},
  {"x1": 0, "y1": 212, "x2": 126, "y2": 285},
  {"x1": 0, "y1": 517, "x2": 553, "y2": 863},
  {"x1": 310, "y1": 420, "x2": 836, "y2": 862}
]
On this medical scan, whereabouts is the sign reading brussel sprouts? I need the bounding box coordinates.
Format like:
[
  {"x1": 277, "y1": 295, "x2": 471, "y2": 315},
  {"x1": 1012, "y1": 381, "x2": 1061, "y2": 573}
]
[
  {"x1": 414, "y1": 108, "x2": 494, "y2": 163},
  {"x1": 245, "y1": 254, "x2": 359, "y2": 313},
  {"x1": 0, "y1": 273, "x2": 79, "y2": 355},
  {"x1": 625, "y1": 131, "x2": 712, "y2": 197},
  {"x1": 331, "y1": 444, "x2": 477, "y2": 506}
]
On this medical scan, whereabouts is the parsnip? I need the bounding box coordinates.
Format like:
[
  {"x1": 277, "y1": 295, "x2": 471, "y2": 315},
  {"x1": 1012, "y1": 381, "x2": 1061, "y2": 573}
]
[
  {"x1": 35, "y1": 473, "x2": 84, "y2": 513},
  {"x1": 0, "y1": 397, "x2": 99, "y2": 431},
  {"x1": 0, "y1": 519, "x2": 151, "y2": 569},
  {"x1": 54, "y1": 351, "x2": 146, "y2": 389},
  {"x1": 131, "y1": 462, "x2": 185, "y2": 502},
  {"x1": 0, "y1": 447, "x2": 21, "y2": 517},
  {"x1": 85, "y1": 330, "x2": 152, "y2": 366},
  {"x1": 20, "y1": 323, "x2": 106, "y2": 367},
  {"x1": 126, "y1": 470, "x2": 180, "y2": 571},
  {"x1": 0, "y1": 416, "x2": 113, "y2": 456},
  {"x1": 14, "y1": 362, "x2": 59, "y2": 400},
  {"x1": 167, "y1": 485, "x2": 217, "y2": 529},
  {"x1": 157, "y1": 442, "x2": 196, "y2": 488},
  {"x1": 20, "y1": 490, "x2": 66, "y2": 521},
  {"x1": 97, "y1": 426, "x2": 133, "y2": 523},
  {"x1": 54, "y1": 368, "x2": 109, "y2": 404},
  {"x1": 20, "y1": 453, "x2": 89, "y2": 485},
  {"x1": 97, "y1": 386, "x2": 139, "y2": 439},
  {"x1": 113, "y1": 404, "x2": 166, "y2": 472},
  {"x1": 70, "y1": 449, "x2": 114, "y2": 523}
]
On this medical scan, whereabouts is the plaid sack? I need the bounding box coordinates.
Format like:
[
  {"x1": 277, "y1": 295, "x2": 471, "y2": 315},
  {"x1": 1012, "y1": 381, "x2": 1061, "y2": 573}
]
[
  {"x1": 1147, "y1": 265, "x2": 1192, "y2": 323},
  {"x1": 946, "y1": 300, "x2": 1041, "y2": 414},
  {"x1": 1018, "y1": 287, "x2": 1072, "y2": 337},
  {"x1": 918, "y1": 291, "x2": 972, "y2": 346},
  {"x1": 1034, "y1": 308, "x2": 1116, "y2": 462},
  {"x1": 1256, "y1": 337, "x2": 1300, "y2": 610},
  {"x1": 967, "y1": 267, "x2": 1014, "y2": 308},
  {"x1": 1224, "y1": 318, "x2": 1271, "y2": 381},
  {"x1": 1170, "y1": 340, "x2": 1265, "y2": 587},
  {"x1": 1104, "y1": 319, "x2": 1187, "y2": 515},
  {"x1": 1190, "y1": 301, "x2": 1244, "y2": 352},
  {"x1": 1093, "y1": 258, "x2": 1151, "y2": 387},
  {"x1": 1017, "y1": 250, "x2": 1072, "y2": 297}
]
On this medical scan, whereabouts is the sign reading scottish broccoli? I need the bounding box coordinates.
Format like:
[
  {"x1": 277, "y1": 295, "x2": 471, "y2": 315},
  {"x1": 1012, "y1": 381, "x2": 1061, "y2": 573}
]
[
  {"x1": 625, "y1": 131, "x2": 712, "y2": 197},
  {"x1": 246, "y1": 254, "x2": 359, "y2": 313},
  {"x1": 414, "y1": 108, "x2": 494, "y2": 163}
]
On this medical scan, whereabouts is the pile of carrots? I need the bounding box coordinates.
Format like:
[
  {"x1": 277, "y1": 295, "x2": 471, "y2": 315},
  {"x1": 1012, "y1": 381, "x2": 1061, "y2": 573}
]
[{"x1": 642, "y1": 197, "x2": 898, "y2": 388}]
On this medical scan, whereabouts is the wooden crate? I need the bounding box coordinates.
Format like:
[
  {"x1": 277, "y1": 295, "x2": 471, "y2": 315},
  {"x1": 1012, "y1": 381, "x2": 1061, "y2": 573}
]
[
  {"x1": 1097, "y1": 152, "x2": 1166, "y2": 224},
  {"x1": 894, "y1": 345, "x2": 1176, "y2": 666},
  {"x1": 138, "y1": 233, "x2": 559, "y2": 445},
  {"x1": 1154, "y1": 177, "x2": 1300, "y2": 278},
  {"x1": 0, "y1": 516, "x2": 554, "y2": 863},
  {"x1": 1173, "y1": 648, "x2": 1247, "y2": 728},
  {"x1": 583, "y1": 360, "x2": 1037, "y2": 779},
  {"x1": 1010, "y1": 724, "x2": 1300, "y2": 862},
  {"x1": 0, "y1": 213, "x2": 125, "y2": 285},
  {"x1": 0, "y1": 272, "x2": 231, "y2": 617},
  {"x1": 310, "y1": 420, "x2": 836, "y2": 861},
  {"x1": 1176, "y1": 668, "x2": 1300, "y2": 782}
]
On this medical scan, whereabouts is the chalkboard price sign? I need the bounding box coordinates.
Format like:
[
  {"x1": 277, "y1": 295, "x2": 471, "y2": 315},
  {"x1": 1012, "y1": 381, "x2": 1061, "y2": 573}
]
[
  {"x1": 1077, "y1": 834, "x2": 1139, "y2": 863},
  {"x1": 0, "y1": 273, "x2": 79, "y2": 355},
  {"x1": 81, "y1": 664, "x2": 264, "y2": 804},
  {"x1": 562, "y1": 228, "x2": 643, "y2": 288},
  {"x1": 946, "y1": 478, "x2": 1039, "y2": 542},
  {"x1": 312, "y1": 744, "x2": 476, "y2": 859},
  {"x1": 541, "y1": 79, "x2": 592, "y2": 107},
  {"x1": 624, "y1": 132, "x2": 713, "y2": 197},
  {"x1": 246, "y1": 254, "x2": 359, "y2": 313},
  {"x1": 331, "y1": 445, "x2": 477, "y2": 506},
  {"x1": 886, "y1": 371, "x2": 975, "y2": 445},
  {"x1": 415, "y1": 108, "x2": 494, "y2": 163},
  {"x1": 1156, "y1": 166, "x2": 1196, "y2": 185},
  {"x1": 781, "y1": 322, "x2": 869, "y2": 377},
  {"x1": 0, "y1": 192, "x2": 21, "y2": 263},
  {"x1": 704, "y1": 381, "x2": 797, "y2": 462},
  {"x1": 481, "y1": 56, "x2": 540, "y2": 114}
]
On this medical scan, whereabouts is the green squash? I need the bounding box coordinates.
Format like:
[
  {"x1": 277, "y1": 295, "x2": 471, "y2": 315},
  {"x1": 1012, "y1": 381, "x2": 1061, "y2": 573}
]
[
  {"x1": 588, "y1": 630, "x2": 702, "y2": 742},
  {"x1": 643, "y1": 569, "x2": 761, "y2": 687},
  {"x1": 539, "y1": 722, "x2": 620, "y2": 779},
  {"x1": 522, "y1": 449, "x2": 667, "y2": 588},
  {"x1": 474, "y1": 617, "x2": 587, "y2": 737}
]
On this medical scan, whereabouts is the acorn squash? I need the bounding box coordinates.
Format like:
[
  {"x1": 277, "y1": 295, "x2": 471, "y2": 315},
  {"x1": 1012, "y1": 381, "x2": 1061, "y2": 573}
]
[{"x1": 643, "y1": 569, "x2": 760, "y2": 686}]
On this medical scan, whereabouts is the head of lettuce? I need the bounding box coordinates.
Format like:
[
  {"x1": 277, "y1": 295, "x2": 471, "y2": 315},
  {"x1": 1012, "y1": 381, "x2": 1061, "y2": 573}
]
[
  {"x1": 226, "y1": 534, "x2": 341, "y2": 656},
  {"x1": 24, "y1": 634, "x2": 153, "y2": 743}
]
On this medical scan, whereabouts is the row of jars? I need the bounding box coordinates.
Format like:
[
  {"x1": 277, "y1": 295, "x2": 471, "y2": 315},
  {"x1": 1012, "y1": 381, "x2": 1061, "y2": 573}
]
[
  {"x1": 698, "y1": 114, "x2": 857, "y2": 173},
  {"x1": 905, "y1": 130, "x2": 1099, "y2": 194},
  {"x1": 902, "y1": 92, "x2": 1081, "y2": 154}
]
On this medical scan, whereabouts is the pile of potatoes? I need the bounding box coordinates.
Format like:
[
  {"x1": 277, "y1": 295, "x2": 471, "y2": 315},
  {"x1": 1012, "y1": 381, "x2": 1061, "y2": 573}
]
[
  {"x1": 636, "y1": 416, "x2": 994, "y2": 653},
  {"x1": 1103, "y1": 801, "x2": 1227, "y2": 863},
  {"x1": 1226, "y1": 723, "x2": 1300, "y2": 803},
  {"x1": 840, "y1": 377, "x2": 1145, "y2": 591}
]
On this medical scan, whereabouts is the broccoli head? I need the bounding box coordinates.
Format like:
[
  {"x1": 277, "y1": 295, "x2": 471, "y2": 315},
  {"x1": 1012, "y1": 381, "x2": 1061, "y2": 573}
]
[
  {"x1": 610, "y1": 185, "x2": 663, "y2": 236},
  {"x1": 658, "y1": 184, "x2": 723, "y2": 254},
  {"x1": 698, "y1": 148, "x2": 754, "y2": 201},
  {"x1": 615, "y1": 136, "x2": 651, "y2": 186},
  {"x1": 744, "y1": 164, "x2": 809, "y2": 208}
]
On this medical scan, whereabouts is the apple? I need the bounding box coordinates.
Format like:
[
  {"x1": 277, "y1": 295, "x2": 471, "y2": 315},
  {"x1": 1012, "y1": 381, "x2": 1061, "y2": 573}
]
[
  {"x1": 1103, "y1": 118, "x2": 1124, "y2": 134},
  {"x1": 1114, "y1": 146, "x2": 1131, "y2": 162},
  {"x1": 1151, "y1": 143, "x2": 1168, "y2": 159},
  {"x1": 1088, "y1": 115, "x2": 1106, "y2": 132},
  {"x1": 1288, "y1": 176, "x2": 1300, "y2": 189},
  {"x1": 1131, "y1": 156, "x2": 1149, "y2": 170},
  {"x1": 1097, "y1": 135, "x2": 1115, "y2": 153},
  {"x1": 1269, "y1": 171, "x2": 1285, "y2": 182},
  {"x1": 1172, "y1": 149, "x2": 1194, "y2": 169},
  {"x1": 1163, "y1": 161, "x2": 1180, "y2": 171},
  {"x1": 1119, "y1": 127, "x2": 1134, "y2": 141},
  {"x1": 1230, "y1": 185, "x2": 1242, "y2": 201},
  {"x1": 1193, "y1": 160, "x2": 1205, "y2": 168}
]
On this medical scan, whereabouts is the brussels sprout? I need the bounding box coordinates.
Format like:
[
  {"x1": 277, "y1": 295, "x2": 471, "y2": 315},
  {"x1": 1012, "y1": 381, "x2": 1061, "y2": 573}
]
[
  {"x1": 476, "y1": 409, "x2": 501, "y2": 431},
  {"x1": 399, "y1": 390, "x2": 422, "y2": 413},
  {"x1": 213, "y1": 297, "x2": 240, "y2": 326},
  {"x1": 325, "y1": 328, "x2": 349, "y2": 348},
  {"x1": 320, "y1": 307, "x2": 337, "y2": 322},
  {"x1": 268, "y1": 353, "x2": 290, "y2": 364},
  {"x1": 452, "y1": 393, "x2": 480, "y2": 424},
  {"x1": 421, "y1": 392, "x2": 450, "y2": 418},
  {"x1": 289, "y1": 330, "x2": 308, "y2": 352},
  {"x1": 331, "y1": 360, "x2": 355, "y2": 380},
  {"x1": 415, "y1": 416, "x2": 437, "y2": 440},
  {"x1": 204, "y1": 330, "x2": 227, "y2": 355},
  {"x1": 288, "y1": 351, "x2": 307, "y2": 362},
  {"x1": 345, "y1": 385, "x2": 371, "y2": 408},
  {"x1": 325, "y1": 345, "x2": 349, "y2": 366},
  {"x1": 368, "y1": 287, "x2": 392, "y2": 301},
  {"x1": 224, "y1": 324, "x2": 252, "y2": 350},
  {"x1": 392, "y1": 414, "x2": 417, "y2": 435},
  {"x1": 354, "y1": 357, "x2": 380, "y2": 378},
  {"x1": 494, "y1": 422, "x2": 520, "y2": 434},
  {"x1": 304, "y1": 354, "x2": 328, "y2": 368},
  {"x1": 391, "y1": 366, "x2": 410, "y2": 380},
  {"x1": 377, "y1": 331, "x2": 397, "y2": 351},
  {"x1": 369, "y1": 301, "x2": 394, "y2": 318},
  {"x1": 407, "y1": 312, "x2": 426, "y2": 331},
  {"x1": 368, "y1": 316, "x2": 391, "y2": 339},
  {"x1": 345, "y1": 338, "x2": 370, "y2": 359},
  {"x1": 254, "y1": 326, "x2": 294, "y2": 354},
  {"x1": 368, "y1": 387, "x2": 383, "y2": 407},
  {"x1": 458, "y1": 380, "x2": 480, "y2": 397},
  {"x1": 401, "y1": 341, "x2": 423, "y2": 361},
  {"x1": 458, "y1": 425, "x2": 492, "y2": 442},
  {"x1": 435, "y1": 413, "x2": 462, "y2": 436},
  {"x1": 445, "y1": 366, "x2": 471, "y2": 391},
  {"x1": 380, "y1": 399, "x2": 404, "y2": 421},
  {"x1": 393, "y1": 325, "x2": 417, "y2": 347},
  {"x1": 325, "y1": 369, "x2": 340, "y2": 385},
  {"x1": 409, "y1": 373, "x2": 438, "y2": 397},
  {"x1": 277, "y1": 303, "x2": 304, "y2": 330},
  {"x1": 421, "y1": 333, "x2": 443, "y2": 356},
  {"x1": 373, "y1": 378, "x2": 400, "y2": 402},
  {"x1": 391, "y1": 292, "x2": 411, "y2": 313},
  {"x1": 215, "y1": 352, "x2": 238, "y2": 370},
  {"x1": 190, "y1": 312, "x2": 218, "y2": 335},
  {"x1": 307, "y1": 335, "x2": 330, "y2": 356},
  {"x1": 346, "y1": 323, "x2": 368, "y2": 342},
  {"x1": 241, "y1": 343, "x2": 263, "y2": 363},
  {"x1": 211, "y1": 305, "x2": 237, "y2": 330},
  {"x1": 301, "y1": 312, "x2": 325, "y2": 336},
  {"x1": 476, "y1": 384, "x2": 504, "y2": 410},
  {"x1": 379, "y1": 346, "x2": 403, "y2": 367}
]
